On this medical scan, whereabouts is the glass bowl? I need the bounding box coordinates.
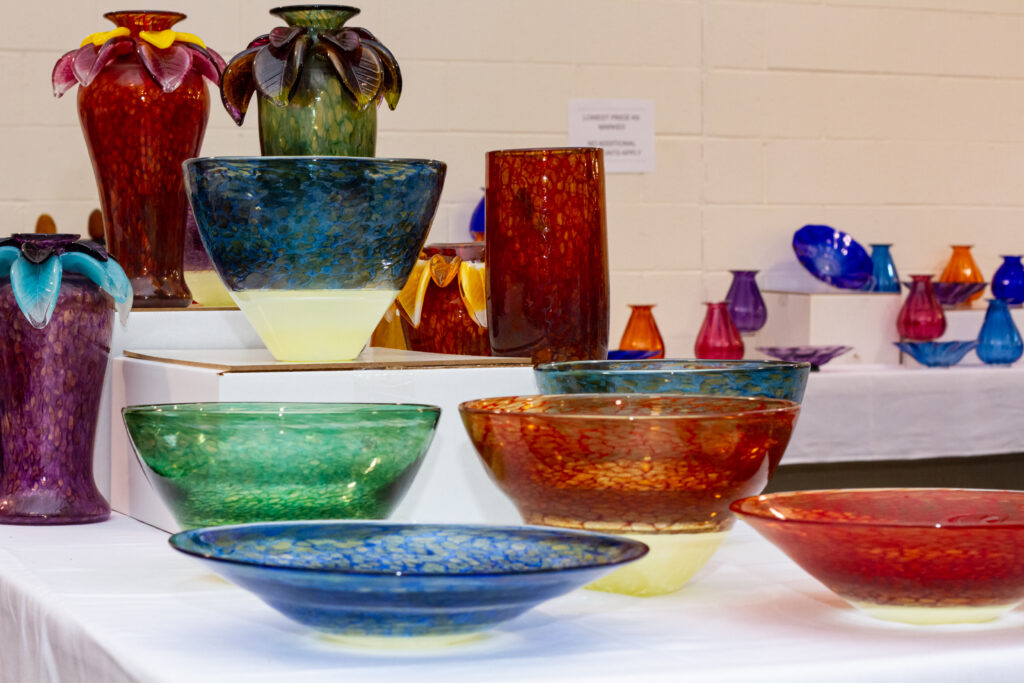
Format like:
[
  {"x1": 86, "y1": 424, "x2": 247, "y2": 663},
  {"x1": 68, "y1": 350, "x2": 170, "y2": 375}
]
[
  {"x1": 792, "y1": 224, "x2": 873, "y2": 289},
  {"x1": 535, "y1": 359, "x2": 810, "y2": 402},
  {"x1": 757, "y1": 345, "x2": 852, "y2": 370},
  {"x1": 607, "y1": 349, "x2": 661, "y2": 360},
  {"x1": 183, "y1": 156, "x2": 446, "y2": 361},
  {"x1": 928, "y1": 282, "x2": 988, "y2": 308},
  {"x1": 894, "y1": 340, "x2": 978, "y2": 367},
  {"x1": 731, "y1": 489, "x2": 1024, "y2": 625},
  {"x1": 122, "y1": 403, "x2": 440, "y2": 529},
  {"x1": 459, "y1": 394, "x2": 801, "y2": 596},
  {"x1": 169, "y1": 521, "x2": 648, "y2": 645}
]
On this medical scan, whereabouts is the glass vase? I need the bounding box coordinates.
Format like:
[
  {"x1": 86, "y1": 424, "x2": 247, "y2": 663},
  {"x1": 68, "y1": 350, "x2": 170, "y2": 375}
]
[
  {"x1": 868, "y1": 244, "x2": 900, "y2": 293},
  {"x1": 725, "y1": 270, "x2": 767, "y2": 333},
  {"x1": 897, "y1": 275, "x2": 946, "y2": 341},
  {"x1": 619, "y1": 305, "x2": 665, "y2": 359},
  {"x1": 695, "y1": 302, "x2": 744, "y2": 360},
  {"x1": 72, "y1": 11, "x2": 215, "y2": 308},
  {"x1": 486, "y1": 148, "x2": 609, "y2": 363},
  {"x1": 939, "y1": 245, "x2": 985, "y2": 303},
  {"x1": 977, "y1": 298, "x2": 1023, "y2": 365},
  {"x1": 0, "y1": 277, "x2": 113, "y2": 524},
  {"x1": 401, "y1": 243, "x2": 490, "y2": 356},
  {"x1": 991, "y1": 255, "x2": 1024, "y2": 306}
]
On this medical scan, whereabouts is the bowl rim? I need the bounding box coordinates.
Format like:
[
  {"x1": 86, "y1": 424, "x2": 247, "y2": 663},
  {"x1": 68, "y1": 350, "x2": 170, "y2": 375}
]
[
  {"x1": 457, "y1": 393, "x2": 801, "y2": 420},
  {"x1": 534, "y1": 359, "x2": 810, "y2": 374},
  {"x1": 121, "y1": 402, "x2": 442, "y2": 417},
  {"x1": 183, "y1": 156, "x2": 446, "y2": 169},
  {"x1": 731, "y1": 487, "x2": 1024, "y2": 530},
  {"x1": 168, "y1": 521, "x2": 650, "y2": 577}
]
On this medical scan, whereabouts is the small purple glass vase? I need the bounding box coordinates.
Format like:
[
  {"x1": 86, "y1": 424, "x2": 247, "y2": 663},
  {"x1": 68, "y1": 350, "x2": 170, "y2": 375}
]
[
  {"x1": 725, "y1": 270, "x2": 768, "y2": 334},
  {"x1": 0, "y1": 234, "x2": 131, "y2": 524}
]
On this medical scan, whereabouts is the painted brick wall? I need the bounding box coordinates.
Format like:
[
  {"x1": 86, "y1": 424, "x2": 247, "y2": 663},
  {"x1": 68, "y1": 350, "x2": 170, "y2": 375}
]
[{"x1": 3, "y1": 0, "x2": 1023, "y2": 354}]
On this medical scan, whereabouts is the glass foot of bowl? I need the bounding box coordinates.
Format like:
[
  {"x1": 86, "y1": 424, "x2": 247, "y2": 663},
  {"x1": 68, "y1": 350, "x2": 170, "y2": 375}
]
[
  {"x1": 851, "y1": 601, "x2": 1020, "y2": 625},
  {"x1": 585, "y1": 531, "x2": 728, "y2": 597},
  {"x1": 185, "y1": 269, "x2": 236, "y2": 308}
]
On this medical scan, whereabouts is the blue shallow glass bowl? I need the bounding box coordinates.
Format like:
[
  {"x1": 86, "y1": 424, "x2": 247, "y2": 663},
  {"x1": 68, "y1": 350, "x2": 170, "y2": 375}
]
[
  {"x1": 792, "y1": 224, "x2": 873, "y2": 289},
  {"x1": 534, "y1": 359, "x2": 810, "y2": 403},
  {"x1": 895, "y1": 341, "x2": 978, "y2": 367},
  {"x1": 607, "y1": 349, "x2": 661, "y2": 360},
  {"x1": 169, "y1": 521, "x2": 648, "y2": 642}
]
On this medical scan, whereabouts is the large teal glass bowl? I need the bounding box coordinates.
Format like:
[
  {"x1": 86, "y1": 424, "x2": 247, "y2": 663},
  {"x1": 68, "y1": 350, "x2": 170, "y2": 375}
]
[
  {"x1": 183, "y1": 156, "x2": 446, "y2": 361},
  {"x1": 535, "y1": 359, "x2": 810, "y2": 402},
  {"x1": 122, "y1": 403, "x2": 440, "y2": 529}
]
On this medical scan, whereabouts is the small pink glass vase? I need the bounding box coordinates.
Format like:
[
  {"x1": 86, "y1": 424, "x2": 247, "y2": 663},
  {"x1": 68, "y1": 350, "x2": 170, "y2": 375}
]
[
  {"x1": 695, "y1": 302, "x2": 744, "y2": 360},
  {"x1": 897, "y1": 275, "x2": 946, "y2": 341}
]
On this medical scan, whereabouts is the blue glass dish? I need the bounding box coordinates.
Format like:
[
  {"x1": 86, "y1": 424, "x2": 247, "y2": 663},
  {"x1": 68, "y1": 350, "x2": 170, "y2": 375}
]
[
  {"x1": 792, "y1": 224, "x2": 873, "y2": 290},
  {"x1": 607, "y1": 349, "x2": 660, "y2": 360},
  {"x1": 534, "y1": 359, "x2": 810, "y2": 403},
  {"x1": 894, "y1": 341, "x2": 978, "y2": 367},
  {"x1": 169, "y1": 521, "x2": 648, "y2": 641}
]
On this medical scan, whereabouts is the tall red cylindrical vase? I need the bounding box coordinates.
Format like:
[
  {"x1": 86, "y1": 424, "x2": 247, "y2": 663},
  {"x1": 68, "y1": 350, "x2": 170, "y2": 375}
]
[
  {"x1": 485, "y1": 148, "x2": 609, "y2": 363},
  {"x1": 64, "y1": 11, "x2": 220, "y2": 307}
]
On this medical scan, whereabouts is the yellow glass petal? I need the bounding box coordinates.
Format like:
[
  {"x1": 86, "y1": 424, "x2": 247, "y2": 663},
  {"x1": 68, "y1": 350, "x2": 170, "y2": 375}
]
[
  {"x1": 395, "y1": 260, "x2": 432, "y2": 328},
  {"x1": 80, "y1": 27, "x2": 130, "y2": 48},
  {"x1": 173, "y1": 32, "x2": 207, "y2": 49},
  {"x1": 428, "y1": 254, "x2": 460, "y2": 289},
  {"x1": 458, "y1": 261, "x2": 488, "y2": 328},
  {"x1": 139, "y1": 30, "x2": 177, "y2": 50}
]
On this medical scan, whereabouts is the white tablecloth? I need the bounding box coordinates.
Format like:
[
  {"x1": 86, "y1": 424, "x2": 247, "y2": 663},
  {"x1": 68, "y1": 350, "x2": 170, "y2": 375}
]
[
  {"x1": 2, "y1": 514, "x2": 1023, "y2": 683},
  {"x1": 786, "y1": 362, "x2": 1024, "y2": 464}
]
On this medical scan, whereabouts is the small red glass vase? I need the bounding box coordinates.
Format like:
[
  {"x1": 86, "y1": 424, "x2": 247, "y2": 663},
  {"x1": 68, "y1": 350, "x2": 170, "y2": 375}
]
[
  {"x1": 619, "y1": 305, "x2": 665, "y2": 358},
  {"x1": 695, "y1": 302, "x2": 744, "y2": 360},
  {"x1": 897, "y1": 275, "x2": 946, "y2": 341},
  {"x1": 486, "y1": 148, "x2": 609, "y2": 363}
]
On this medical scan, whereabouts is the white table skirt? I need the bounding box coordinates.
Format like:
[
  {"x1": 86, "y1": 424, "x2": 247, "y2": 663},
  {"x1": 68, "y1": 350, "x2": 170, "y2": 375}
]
[
  {"x1": 2, "y1": 514, "x2": 1023, "y2": 683},
  {"x1": 785, "y1": 362, "x2": 1024, "y2": 465}
]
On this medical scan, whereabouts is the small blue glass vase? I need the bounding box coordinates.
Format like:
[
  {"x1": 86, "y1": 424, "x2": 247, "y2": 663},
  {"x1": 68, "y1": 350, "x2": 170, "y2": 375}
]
[
  {"x1": 725, "y1": 270, "x2": 768, "y2": 333},
  {"x1": 977, "y1": 298, "x2": 1023, "y2": 365},
  {"x1": 868, "y1": 244, "x2": 899, "y2": 293},
  {"x1": 991, "y1": 255, "x2": 1024, "y2": 305}
]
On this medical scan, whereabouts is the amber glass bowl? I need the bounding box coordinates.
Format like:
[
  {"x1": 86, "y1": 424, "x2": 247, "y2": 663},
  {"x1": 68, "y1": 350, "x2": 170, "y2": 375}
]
[
  {"x1": 731, "y1": 489, "x2": 1024, "y2": 624},
  {"x1": 460, "y1": 394, "x2": 800, "y2": 596}
]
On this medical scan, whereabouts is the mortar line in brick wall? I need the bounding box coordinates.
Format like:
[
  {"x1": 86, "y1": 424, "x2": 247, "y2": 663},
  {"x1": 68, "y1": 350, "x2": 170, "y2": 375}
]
[{"x1": 713, "y1": 65, "x2": 1024, "y2": 83}]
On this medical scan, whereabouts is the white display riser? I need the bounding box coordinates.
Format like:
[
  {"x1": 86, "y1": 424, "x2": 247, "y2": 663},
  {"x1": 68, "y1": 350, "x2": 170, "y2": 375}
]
[
  {"x1": 109, "y1": 353, "x2": 537, "y2": 534},
  {"x1": 748, "y1": 290, "x2": 902, "y2": 365},
  {"x1": 95, "y1": 309, "x2": 263, "y2": 500}
]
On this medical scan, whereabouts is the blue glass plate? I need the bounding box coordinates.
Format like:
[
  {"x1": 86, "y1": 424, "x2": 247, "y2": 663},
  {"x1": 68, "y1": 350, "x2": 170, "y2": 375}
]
[
  {"x1": 895, "y1": 341, "x2": 978, "y2": 367},
  {"x1": 607, "y1": 349, "x2": 660, "y2": 360},
  {"x1": 792, "y1": 224, "x2": 873, "y2": 290},
  {"x1": 169, "y1": 521, "x2": 647, "y2": 641}
]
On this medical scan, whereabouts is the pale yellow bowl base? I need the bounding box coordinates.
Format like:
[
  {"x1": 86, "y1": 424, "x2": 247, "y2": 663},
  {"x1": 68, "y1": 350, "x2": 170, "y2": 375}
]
[
  {"x1": 185, "y1": 269, "x2": 237, "y2": 308},
  {"x1": 234, "y1": 289, "x2": 398, "y2": 362},
  {"x1": 851, "y1": 601, "x2": 1020, "y2": 625},
  {"x1": 586, "y1": 531, "x2": 728, "y2": 597},
  {"x1": 319, "y1": 631, "x2": 486, "y2": 650}
]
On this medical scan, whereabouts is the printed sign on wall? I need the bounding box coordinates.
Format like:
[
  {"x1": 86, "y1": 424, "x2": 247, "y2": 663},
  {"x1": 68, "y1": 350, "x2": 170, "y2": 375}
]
[{"x1": 568, "y1": 99, "x2": 655, "y2": 174}]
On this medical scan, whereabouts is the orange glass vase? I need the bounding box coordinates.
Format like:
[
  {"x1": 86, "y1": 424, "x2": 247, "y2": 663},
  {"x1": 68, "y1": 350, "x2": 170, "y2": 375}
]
[
  {"x1": 619, "y1": 305, "x2": 665, "y2": 358},
  {"x1": 940, "y1": 245, "x2": 985, "y2": 303}
]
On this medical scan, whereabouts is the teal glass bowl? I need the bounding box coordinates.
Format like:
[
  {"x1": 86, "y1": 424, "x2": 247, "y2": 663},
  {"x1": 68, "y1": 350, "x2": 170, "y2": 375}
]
[
  {"x1": 122, "y1": 403, "x2": 440, "y2": 529},
  {"x1": 535, "y1": 359, "x2": 810, "y2": 402}
]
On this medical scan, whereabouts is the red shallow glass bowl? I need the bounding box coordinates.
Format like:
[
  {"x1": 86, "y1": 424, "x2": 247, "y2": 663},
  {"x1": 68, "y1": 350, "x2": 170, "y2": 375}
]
[
  {"x1": 460, "y1": 394, "x2": 800, "y2": 534},
  {"x1": 731, "y1": 489, "x2": 1024, "y2": 625}
]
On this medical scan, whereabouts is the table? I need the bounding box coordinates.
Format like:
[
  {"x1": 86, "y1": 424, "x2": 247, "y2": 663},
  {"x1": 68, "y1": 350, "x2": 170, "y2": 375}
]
[{"x1": 3, "y1": 514, "x2": 1023, "y2": 683}]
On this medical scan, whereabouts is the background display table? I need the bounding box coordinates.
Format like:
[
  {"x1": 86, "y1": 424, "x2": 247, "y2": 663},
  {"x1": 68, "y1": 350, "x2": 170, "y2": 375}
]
[{"x1": 2, "y1": 514, "x2": 1022, "y2": 683}]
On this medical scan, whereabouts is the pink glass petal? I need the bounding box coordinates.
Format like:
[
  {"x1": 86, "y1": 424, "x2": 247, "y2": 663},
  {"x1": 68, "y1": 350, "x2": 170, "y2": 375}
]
[
  {"x1": 137, "y1": 42, "x2": 193, "y2": 93},
  {"x1": 52, "y1": 50, "x2": 78, "y2": 97},
  {"x1": 73, "y1": 38, "x2": 134, "y2": 88},
  {"x1": 247, "y1": 34, "x2": 271, "y2": 49},
  {"x1": 184, "y1": 44, "x2": 221, "y2": 84},
  {"x1": 325, "y1": 29, "x2": 361, "y2": 51},
  {"x1": 269, "y1": 26, "x2": 302, "y2": 51}
]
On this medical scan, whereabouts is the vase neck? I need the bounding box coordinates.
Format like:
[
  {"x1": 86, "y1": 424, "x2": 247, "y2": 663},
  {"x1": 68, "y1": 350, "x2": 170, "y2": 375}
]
[
  {"x1": 104, "y1": 11, "x2": 186, "y2": 33},
  {"x1": 270, "y1": 5, "x2": 360, "y2": 28},
  {"x1": 1002, "y1": 256, "x2": 1023, "y2": 263}
]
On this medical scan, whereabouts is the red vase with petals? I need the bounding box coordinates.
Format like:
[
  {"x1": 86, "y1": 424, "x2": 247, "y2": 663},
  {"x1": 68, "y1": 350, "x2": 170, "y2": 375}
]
[
  {"x1": 897, "y1": 275, "x2": 946, "y2": 341},
  {"x1": 695, "y1": 302, "x2": 744, "y2": 360}
]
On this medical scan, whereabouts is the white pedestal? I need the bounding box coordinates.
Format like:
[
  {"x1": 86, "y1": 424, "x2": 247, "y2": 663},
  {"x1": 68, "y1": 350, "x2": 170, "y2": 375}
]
[
  {"x1": 750, "y1": 290, "x2": 902, "y2": 365},
  {"x1": 109, "y1": 348, "x2": 537, "y2": 533}
]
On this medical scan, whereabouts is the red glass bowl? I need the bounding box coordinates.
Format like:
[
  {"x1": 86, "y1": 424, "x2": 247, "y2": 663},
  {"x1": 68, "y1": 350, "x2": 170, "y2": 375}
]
[
  {"x1": 460, "y1": 394, "x2": 800, "y2": 595},
  {"x1": 731, "y1": 489, "x2": 1024, "y2": 624}
]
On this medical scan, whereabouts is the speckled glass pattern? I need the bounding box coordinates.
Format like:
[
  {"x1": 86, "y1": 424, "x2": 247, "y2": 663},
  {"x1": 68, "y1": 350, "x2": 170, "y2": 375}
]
[
  {"x1": 459, "y1": 394, "x2": 800, "y2": 533},
  {"x1": 732, "y1": 489, "x2": 1024, "y2": 623},
  {"x1": 123, "y1": 403, "x2": 439, "y2": 529},
  {"x1": 169, "y1": 521, "x2": 647, "y2": 638},
  {"x1": 183, "y1": 156, "x2": 445, "y2": 291},
  {"x1": 534, "y1": 359, "x2": 810, "y2": 403}
]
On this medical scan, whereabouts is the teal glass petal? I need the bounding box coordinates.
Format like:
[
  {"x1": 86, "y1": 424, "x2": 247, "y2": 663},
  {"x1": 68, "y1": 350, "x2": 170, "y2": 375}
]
[
  {"x1": 10, "y1": 256, "x2": 62, "y2": 328},
  {"x1": 0, "y1": 246, "x2": 20, "y2": 274},
  {"x1": 60, "y1": 252, "x2": 133, "y2": 303}
]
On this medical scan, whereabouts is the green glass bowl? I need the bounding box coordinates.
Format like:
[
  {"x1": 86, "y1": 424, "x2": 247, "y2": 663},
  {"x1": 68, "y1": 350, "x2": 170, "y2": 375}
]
[{"x1": 122, "y1": 403, "x2": 441, "y2": 529}]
